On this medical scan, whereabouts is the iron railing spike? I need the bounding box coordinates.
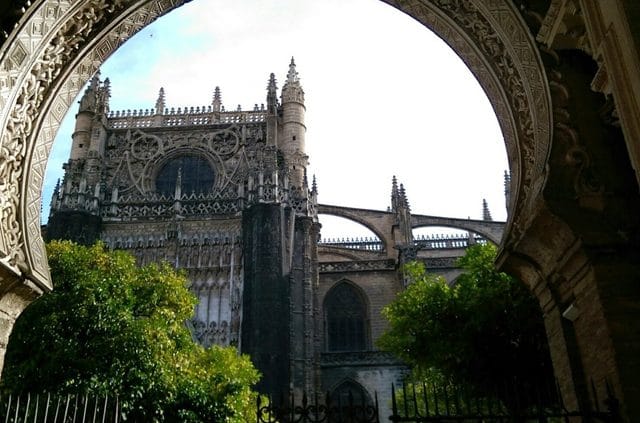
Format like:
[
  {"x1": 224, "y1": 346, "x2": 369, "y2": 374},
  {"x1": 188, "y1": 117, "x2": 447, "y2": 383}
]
[
  {"x1": 102, "y1": 395, "x2": 108, "y2": 423},
  {"x1": 13, "y1": 394, "x2": 19, "y2": 423},
  {"x1": 443, "y1": 383, "x2": 450, "y2": 415},
  {"x1": 23, "y1": 393, "x2": 31, "y2": 422},
  {"x1": 422, "y1": 381, "x2": 429, "y2": 416},
  {"x1": 33, "y1": 393, "x2": 40, "y2": 423}
]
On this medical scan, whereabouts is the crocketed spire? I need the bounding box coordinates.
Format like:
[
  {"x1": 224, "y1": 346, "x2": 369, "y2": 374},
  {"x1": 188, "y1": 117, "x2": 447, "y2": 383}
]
[
  {"x1": 212, "y1": 86, "x2": 221, "y2": 112},
  {"x1": 155, "y1": 87, "x2": 165, "y2": 114},
  {"x1": 286, "y1": 57, "x2": 298, "y2": 84},
  {"x1": 266, "y1": 73, "x2": 278, "y2": 112},
  {"x1": 482, "y1": 198, "x2": 493, "y2": 221}
]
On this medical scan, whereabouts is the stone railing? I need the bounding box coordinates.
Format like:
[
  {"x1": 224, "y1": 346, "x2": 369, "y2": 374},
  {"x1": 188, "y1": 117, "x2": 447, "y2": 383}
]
[
  {"x1": 107, "y1": 107, "x2": 267, "y2": 129},
  {"x1": 319, "y1": 237, "x2": 383, "y2": 251},
  {"x1": 414, "y1": 234, "x2": 486, "y2": 250}
]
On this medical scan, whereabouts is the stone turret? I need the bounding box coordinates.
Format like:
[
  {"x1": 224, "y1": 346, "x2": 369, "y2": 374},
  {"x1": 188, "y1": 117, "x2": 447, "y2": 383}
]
[
  {"x1": 70, "y1": 75, "x2": 100, "y2": 160},
  {"x1": 279, "y1": 57, "x2": 307, "y2": 188},
  {"x1": 46, "y1": 73, "x2": 110, "y2": 244}
]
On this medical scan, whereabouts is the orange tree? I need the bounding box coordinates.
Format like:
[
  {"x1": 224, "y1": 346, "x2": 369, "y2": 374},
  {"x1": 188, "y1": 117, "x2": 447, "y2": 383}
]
[
  {"x1": 378, "y1": 244, "x2": 554, "y2": 413},
  {"x1": 2, "y1": 241, "x2": 259, "y2": 422}
]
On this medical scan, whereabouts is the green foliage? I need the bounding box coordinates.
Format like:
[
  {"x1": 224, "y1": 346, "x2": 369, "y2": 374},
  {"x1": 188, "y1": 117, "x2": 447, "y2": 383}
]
[
  {"x1": 2, "y1": 241, "x2": 259, "y2": 422},
  {"x1": 379, "y1": 244, "x2": 553, "y2": 411}
]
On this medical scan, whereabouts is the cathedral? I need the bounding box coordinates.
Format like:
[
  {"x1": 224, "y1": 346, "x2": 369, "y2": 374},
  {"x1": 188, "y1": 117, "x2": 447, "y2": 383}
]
[{"x1": 45, "y1": 59, "x2": 504, "y2": 412}]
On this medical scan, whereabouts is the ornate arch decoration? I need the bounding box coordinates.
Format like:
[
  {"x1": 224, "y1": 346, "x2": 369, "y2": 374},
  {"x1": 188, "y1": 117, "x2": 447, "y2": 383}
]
[{"x1": 0, "y1": 0, "x2": 551, "y2": 299}]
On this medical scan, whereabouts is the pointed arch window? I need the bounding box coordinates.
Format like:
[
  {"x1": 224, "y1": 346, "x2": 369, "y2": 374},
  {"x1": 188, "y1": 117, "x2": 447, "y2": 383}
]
[
  {"x1": 331, "y1": 379, "x2": 372, "y2": 408},
  {"x1": 156, "y1": 154, "x2": 214, "y2": 196},
  {"x1": 324, "y1": 282, "x2": 369, "y2": 352}
]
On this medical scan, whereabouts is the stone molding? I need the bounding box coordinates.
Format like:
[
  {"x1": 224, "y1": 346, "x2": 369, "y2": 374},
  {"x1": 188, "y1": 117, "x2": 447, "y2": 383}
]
[{"x1": 320, "y1": 351, "x2": 404, "y2": 368}]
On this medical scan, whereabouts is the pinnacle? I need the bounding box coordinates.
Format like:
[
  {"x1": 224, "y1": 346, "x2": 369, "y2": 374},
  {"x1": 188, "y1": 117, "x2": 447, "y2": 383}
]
[
  {"x1": 212, "y1": 86, "x2": 222, "y2": 111},
  {"x1": 482, "y1": 198, "x2": 493, "y2": 221},
  {"x1": 155, "y1": 87, "x2": 166, "y2": 113},
  {"x1": 286, "y1": 57, "x2": 299, "y2": 84}
]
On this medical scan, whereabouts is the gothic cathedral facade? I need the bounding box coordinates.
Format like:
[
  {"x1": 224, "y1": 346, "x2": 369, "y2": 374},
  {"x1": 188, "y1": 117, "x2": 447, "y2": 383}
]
[{"x1": 46, "y1": 59, "x2": 502, "y2": 410}]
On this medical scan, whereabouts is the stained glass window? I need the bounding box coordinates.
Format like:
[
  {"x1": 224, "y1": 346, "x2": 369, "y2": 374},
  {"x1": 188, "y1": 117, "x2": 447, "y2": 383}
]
[{"x1": 156, "y1": 154, "x2": 214, "y2": 196}]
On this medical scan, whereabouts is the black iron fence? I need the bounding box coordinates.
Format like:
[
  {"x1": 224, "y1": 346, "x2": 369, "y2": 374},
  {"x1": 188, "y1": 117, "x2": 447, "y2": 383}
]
[
  {"x1": 0, "y1": 393, "x2": 119, "y2": 422},
  {"x1": 389, "y1": 380, "x2": 620, "y2": 422},
  {"x1": 257, "y1": 391, "x2": 380, "y2": 423}
]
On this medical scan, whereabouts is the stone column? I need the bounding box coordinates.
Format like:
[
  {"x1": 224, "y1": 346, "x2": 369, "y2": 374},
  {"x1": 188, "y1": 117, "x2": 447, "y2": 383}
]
[{"x1": 241, "y1": 203, "x2": 290, "y2": 394}]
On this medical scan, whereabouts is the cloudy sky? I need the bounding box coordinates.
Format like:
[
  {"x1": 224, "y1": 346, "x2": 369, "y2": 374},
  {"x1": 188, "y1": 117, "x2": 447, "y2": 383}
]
[{"x1": 42, "y1": 0, "x2": 508, "y2": 239}]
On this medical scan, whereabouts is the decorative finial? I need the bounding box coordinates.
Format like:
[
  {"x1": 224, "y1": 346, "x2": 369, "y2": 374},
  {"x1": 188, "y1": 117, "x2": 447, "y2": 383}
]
[
  {"x1": 212, "y1": 86, "x2": 221, "y2": 112},
  {"x1": 311, "y1": 175, "x2": 318, "y2": 195},
  {"x1": 267, "y1": 73, "x2": 278, "y2": 111},
  {"x1": 155, "y1": 87, "x2": 165, "y2": 114},
  {"x1": 103, "y1": 78, "x2": 111, "y2": 99},
  {"x1": 399, "y1": 183, "x2": 411, "y2": 212},
  {"x1": 286, "y1": 56, "x2": 298, "y2": 83},
  {"x1": 391, "y1": 175, "x2": 399, "y2": 212},
  {"x1": 482, "y1": 198, "x2": 493, "y2": 221},
  {"x1": 503, "y1": 170, "x2": 511, "y2": 209}
]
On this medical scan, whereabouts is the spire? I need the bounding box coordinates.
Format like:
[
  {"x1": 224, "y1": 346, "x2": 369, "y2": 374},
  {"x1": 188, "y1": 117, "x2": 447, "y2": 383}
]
[
  {"x1": 391, "y1": 175, "x2": 399, "y2": 212},
  {"x1": 78, "y1": 74, "x2": 100, "y2": 113},
  {"x1": 155, "y1": 87, "x2": 165, "y2": 114},
  {"x1": 504, "y1": 170, "x2": 511, "y2": 210},
  {"x1": 399, "y1": 183, "x2": 410, "y2": 212},
  {"x1": 212, "y1": 86, "x2": 221, "y2": 112},
  {"x1": 100, "y1": 77, "x2": 111, "y2": 113},
  {"x1": 482, "y1": 199, "x2": 493, "y2": 221},
  {"x1": 281, "y1": 57, "x2": 304, "y2": 105},
  {"x1": 286, "y1": 57, "x2": 298, "y2": 84},
  {"x1": 311, "y1": 175, "x2": 318, "y2": 204},
  {"x1": 266, "y1": 73, "x2": 278, "y2": 112}
]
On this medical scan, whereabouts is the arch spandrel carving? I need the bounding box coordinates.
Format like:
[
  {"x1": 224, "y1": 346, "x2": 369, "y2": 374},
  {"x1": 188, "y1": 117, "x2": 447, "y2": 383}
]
[{"x1": 0, "y1": 0, "x2": 188, "y2": 290}]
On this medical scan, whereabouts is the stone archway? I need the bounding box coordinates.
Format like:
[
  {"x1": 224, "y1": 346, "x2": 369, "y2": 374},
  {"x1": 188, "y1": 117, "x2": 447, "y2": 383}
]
[
  {"x1": 1, "y1": 0, "x2": 639, "y2": 419},
  {"x1": 0, "y1": 0, "x2": 554, "y2": 401}
]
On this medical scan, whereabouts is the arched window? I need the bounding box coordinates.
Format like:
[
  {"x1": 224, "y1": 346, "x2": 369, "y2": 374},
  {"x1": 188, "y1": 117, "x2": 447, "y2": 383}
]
[
  {"x1": 324, "y1": 282, "x2": 368, "y2": 352},
  {"x1": 156, "y1": 154, "x2": 214, "y2": 196},
  {"x1": 331, "y1": 380, "x2": 371, "y2": 406}
]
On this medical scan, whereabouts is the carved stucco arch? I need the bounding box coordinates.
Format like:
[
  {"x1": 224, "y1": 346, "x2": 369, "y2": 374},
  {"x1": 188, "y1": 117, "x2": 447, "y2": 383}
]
[{"x1": 0, "y1": 0, "x2": 551, "y2": 300}]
